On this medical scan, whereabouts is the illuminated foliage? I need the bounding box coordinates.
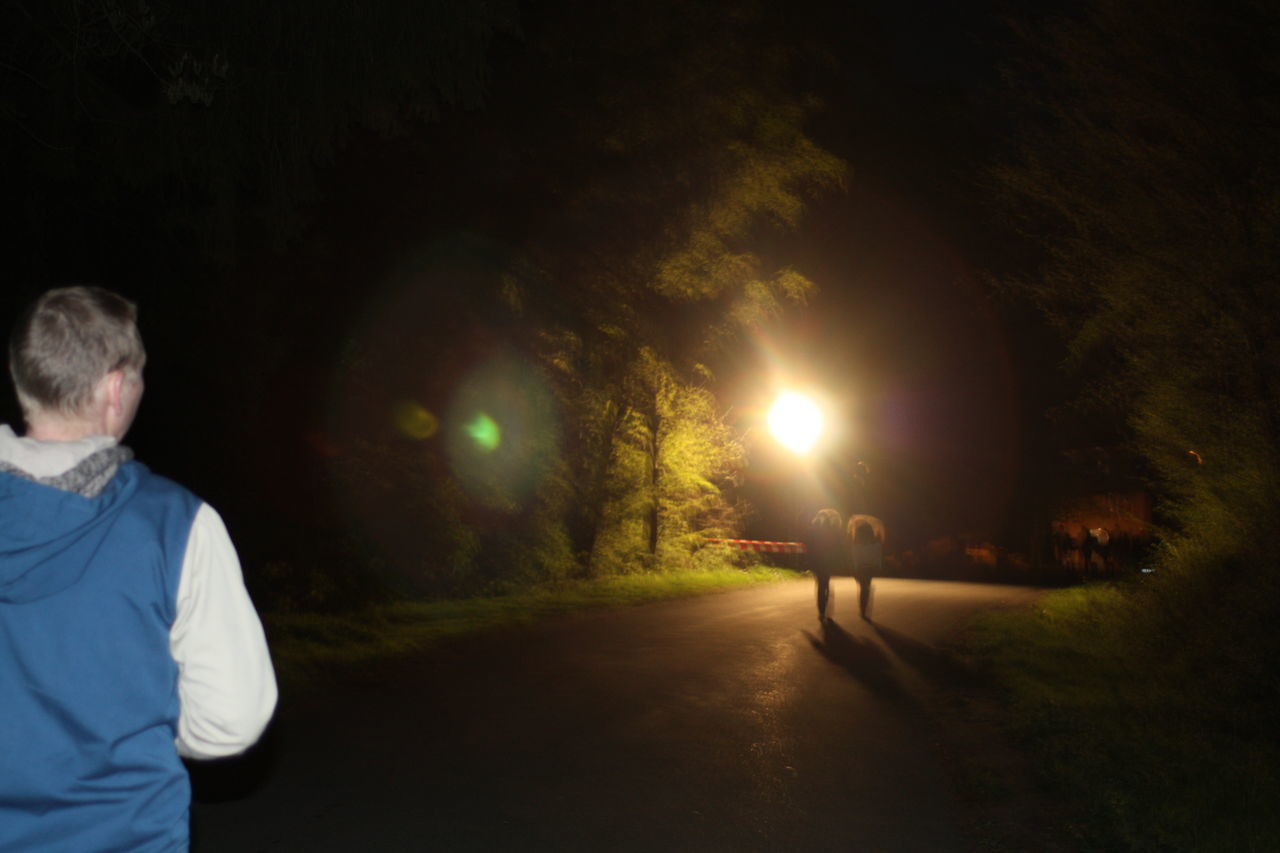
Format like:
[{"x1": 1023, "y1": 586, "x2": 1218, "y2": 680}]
[
  {"x1": 590, "y1": 348, "x2": 745, "y2": 571},
  {"x1": 507, "y1": 0, "x2": 844, "y2": 575},
  {"x1": 524, "y1": 0, "x2": 846, "y2": 357},
  {"x1": 303, "y1": 1, "x2": 844, "y2": 587}
]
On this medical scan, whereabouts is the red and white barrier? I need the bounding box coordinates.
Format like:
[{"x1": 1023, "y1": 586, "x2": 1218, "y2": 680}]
[{"x1": 706, "y1": 538, "x2": 807, "y2": 554}]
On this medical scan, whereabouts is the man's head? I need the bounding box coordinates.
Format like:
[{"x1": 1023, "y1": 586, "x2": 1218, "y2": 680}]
[{"x1": 9, "y1": 286, "x2": 146, "y2": 440}]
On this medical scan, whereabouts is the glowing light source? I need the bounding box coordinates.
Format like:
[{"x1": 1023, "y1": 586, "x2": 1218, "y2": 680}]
[
  {"x1": 466, "y1": 412, "x2": 501, "y2": 452},
  {"x1": 768, "y1": 392, "x2": 823, "y2": 454}
]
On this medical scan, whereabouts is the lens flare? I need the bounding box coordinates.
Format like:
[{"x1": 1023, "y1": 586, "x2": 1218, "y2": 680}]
[
  {"x1": 445, "y1": 353, "x2": 559, "y2": 509},
  {"x1": 466, "y1": 412, "x2": 500, "y2": 452},
  {"x1": 392, "y1": 400, "x2": 439, "y2": 439}
]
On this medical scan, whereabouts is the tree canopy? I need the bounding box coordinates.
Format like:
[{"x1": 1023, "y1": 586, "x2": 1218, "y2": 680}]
[
  {"x1": 990, "y1": 0, "x2": 1280, "y2": 587},
  {"x1": 1, "y1": 0, "x2": 518, "y2": 273}
]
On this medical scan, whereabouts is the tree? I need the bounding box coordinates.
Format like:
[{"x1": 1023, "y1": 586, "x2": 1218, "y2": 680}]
[
  {"x1": 1, "y1": 0, "x2": 846, "y2": 602},
  {"x1": 0, "y1": 0, "x2": 518, "y2": 275},
  {"x1": 986, "y1": 7, "x2": 1280, "y2": 843},
  {"x1": 496, "y1": 0, "x2": 844, "y2": 571},
  {"x1": 586, "y1": 348, "x2": 745, "y2": 572},
  {"x1": 319, "y1": 0, "x2": 844, "y2": 584},
  {"x1": 990, "y1": 0, "x2": 1280, "y2": 572}
]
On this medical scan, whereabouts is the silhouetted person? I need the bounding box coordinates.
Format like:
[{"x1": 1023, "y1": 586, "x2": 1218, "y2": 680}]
[
  {"x1": 0, "y1": 287, "x2": 277, "y2": 851},
  {"x1": 848, "y1": 516, "x2": 884, "y2": 621},
  {"x1": 848, "y1": 459, "x2": 873, "y2": 515},
  {"x1": 1088, "y1": 527, "x2": 1110, "y2": 574},
  {"x1": 807, "y1": 508, "x2": 848, "y2": 621}
]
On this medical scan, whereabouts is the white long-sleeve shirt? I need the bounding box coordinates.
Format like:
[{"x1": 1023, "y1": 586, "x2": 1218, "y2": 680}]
[
  {"x1": 170, "y1": 501, "x2": 278, "y2": 757},
  {"x1": 0, "y1": 425, "x2": 277, "y2": 758}
]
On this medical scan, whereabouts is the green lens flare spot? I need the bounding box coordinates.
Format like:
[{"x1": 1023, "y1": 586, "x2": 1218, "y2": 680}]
[{"x1": 466, "y1": 412, "x2": 501, "y2": 452}]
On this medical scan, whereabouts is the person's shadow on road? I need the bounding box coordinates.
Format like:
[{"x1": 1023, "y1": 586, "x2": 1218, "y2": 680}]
[
  {"x1": 804, "y1": 620, "x2": 913, "y2": 706},
  {"x1": 870, "y1": 623, "x2": 976, "y2": 689}
]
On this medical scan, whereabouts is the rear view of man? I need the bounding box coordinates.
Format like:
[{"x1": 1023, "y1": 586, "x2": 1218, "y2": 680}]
[
  {"x1": 0, "y1": 287, "x2": 277, "y2": 852},
  {"x1": 807, "y1": 508, "x2": 848, "y2": 621}
]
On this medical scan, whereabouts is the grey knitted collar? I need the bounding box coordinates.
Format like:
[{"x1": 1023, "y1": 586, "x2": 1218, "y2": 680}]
[{"x1": 0, "y1": 444, "x2": 134, "y2": 498}]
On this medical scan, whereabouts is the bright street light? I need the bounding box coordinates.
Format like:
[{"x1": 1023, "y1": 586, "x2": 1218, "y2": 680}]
[{"x1": 768, "y1": 391, "x2": 823, "y2": 455}]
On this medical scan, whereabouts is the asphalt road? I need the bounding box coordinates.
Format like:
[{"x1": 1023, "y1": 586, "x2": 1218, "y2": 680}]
[{"x1": 190, "y1": 578, "x2": 1045, "y2": 852}]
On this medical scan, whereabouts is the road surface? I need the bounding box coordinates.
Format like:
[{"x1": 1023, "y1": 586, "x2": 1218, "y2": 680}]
[{"x1": 191, "y1": 578, "x2": 1046, "y2": 852}]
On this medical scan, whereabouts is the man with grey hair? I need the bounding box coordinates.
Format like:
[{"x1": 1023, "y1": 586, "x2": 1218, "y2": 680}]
[{"x1": 0, "y1": 286, "x2": 277, "y2": 852}]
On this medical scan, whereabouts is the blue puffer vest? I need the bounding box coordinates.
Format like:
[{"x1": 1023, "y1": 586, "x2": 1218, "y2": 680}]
[{"x1": 0, "y1": 459, "x2": 200, "y2": 853}]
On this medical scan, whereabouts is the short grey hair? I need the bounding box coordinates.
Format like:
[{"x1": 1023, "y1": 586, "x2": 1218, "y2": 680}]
[{"x1": 8, "y1": 286, "x2": 146, "y2": 419}]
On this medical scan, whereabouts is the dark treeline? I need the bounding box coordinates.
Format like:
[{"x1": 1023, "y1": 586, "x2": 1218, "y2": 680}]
[
  {"x1": 2, "y1": 0, "x2": 849, "y2": 609},
  {"x1": 984, "y1": 0, "x2": 1280, "y2": 721}
]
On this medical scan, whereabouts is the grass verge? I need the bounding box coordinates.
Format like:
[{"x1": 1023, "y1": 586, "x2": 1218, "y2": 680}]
[
  {"x1": 964, "y1": 582, "x2": 1280, "y2": 852},
  {"x1": 265, "y1": 566, "x2": 799, "y2": 691}
]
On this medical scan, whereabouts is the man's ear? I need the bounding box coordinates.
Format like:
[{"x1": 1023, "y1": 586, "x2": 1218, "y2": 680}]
[{"x1": 99, "y1": 370, "x2": 125, "y2": 413}]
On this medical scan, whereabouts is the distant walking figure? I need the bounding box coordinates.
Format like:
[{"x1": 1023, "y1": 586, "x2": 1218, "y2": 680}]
[
  {"x1": 847, "y1": 515, "x2": 885, "y2": 620},
  {"x1": 807, "y1": 509, "x2": 848, "y2": 621}
]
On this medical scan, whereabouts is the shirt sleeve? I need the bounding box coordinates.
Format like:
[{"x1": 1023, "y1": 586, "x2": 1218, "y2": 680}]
[{"x1": 170, "y1": 503, "x2": 278, "y2": 759}]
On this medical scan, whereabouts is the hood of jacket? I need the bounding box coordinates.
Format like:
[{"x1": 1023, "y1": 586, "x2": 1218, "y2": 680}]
[{"x1": 0, "y1": 445, "x2": 139, "y2": 604}]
